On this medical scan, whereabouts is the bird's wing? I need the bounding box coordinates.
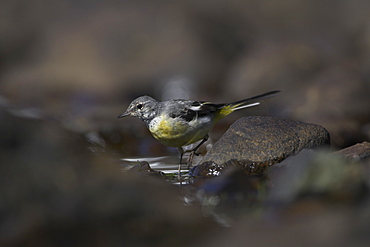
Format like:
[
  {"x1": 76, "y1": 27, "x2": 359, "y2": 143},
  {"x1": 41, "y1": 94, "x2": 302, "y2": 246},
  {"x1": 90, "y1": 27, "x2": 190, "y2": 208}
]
[{"x1": 166, "y1": 100, "x2": 220, "y2": 122}]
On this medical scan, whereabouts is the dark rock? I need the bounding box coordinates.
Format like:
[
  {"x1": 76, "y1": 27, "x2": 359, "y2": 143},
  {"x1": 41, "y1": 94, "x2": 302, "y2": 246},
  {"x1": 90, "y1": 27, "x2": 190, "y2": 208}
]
[
  {"x1": 196, "y1": 116, "x2": 330, "y2": 177},
  {"x1": 267, "y1": 149, "x2": 368, "y2": 208},
  {"x1": 335, "y1": 142, "x2": 370, "y2": 162}
]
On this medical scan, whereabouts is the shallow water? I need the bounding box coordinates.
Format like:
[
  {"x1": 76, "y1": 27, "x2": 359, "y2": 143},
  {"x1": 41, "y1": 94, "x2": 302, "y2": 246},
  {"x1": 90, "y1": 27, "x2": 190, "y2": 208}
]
[{"x1": 120, "y1": 154, "x2": 204, "y2": 184}]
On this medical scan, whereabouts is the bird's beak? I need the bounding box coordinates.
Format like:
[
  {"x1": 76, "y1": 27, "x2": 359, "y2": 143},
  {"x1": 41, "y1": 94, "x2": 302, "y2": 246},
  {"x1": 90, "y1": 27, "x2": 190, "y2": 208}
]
[{"x1": 117, "y1": 112, "x2": 130, "y2": 118}]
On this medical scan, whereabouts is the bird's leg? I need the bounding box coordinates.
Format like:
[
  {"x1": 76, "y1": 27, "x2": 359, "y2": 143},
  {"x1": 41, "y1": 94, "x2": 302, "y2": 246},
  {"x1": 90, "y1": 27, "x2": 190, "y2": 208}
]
[
  {"x1": 176, "y1": 135, "x2": 209, "y2": 184},
  {"x1": 187, "y1": 134, "x2": 209, "y2": 169},
  {"x1": 177, "y1": 147, "x2": 184, "y2": 184},
  {"x1": 187, "y1": 151, "x2": 196, "y2": 170}
]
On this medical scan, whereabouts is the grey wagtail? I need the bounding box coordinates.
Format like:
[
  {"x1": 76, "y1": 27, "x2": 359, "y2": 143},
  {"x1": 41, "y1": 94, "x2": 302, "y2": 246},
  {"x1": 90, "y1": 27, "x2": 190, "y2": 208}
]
[{"x1": 118, "y1": 90, "x2": 279, "y2": 180}]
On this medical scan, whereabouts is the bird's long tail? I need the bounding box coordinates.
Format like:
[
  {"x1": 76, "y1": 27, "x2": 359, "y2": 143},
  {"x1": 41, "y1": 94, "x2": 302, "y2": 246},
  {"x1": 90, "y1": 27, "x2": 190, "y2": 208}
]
[{"x1": 217, "y1": 90, "x2": 280, "y2": 119}]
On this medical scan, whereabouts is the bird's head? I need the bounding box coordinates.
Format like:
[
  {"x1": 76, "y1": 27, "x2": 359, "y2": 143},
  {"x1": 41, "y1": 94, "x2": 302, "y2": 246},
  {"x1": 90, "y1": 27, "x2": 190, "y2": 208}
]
[{"x1": 118, "y1": 95, "x2": 158, "y2": 121}]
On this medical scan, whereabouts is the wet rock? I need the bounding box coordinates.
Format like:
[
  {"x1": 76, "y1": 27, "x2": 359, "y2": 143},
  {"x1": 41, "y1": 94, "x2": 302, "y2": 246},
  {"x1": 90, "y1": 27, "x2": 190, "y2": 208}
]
[
  {"x1": 189, "y1": 167, "x2": 266, "y2": 226},
  {"x1": 191, "y1": 158, "x2": 283, "y2": 179},
  {"x1": 196, "y1": 116, "x2": 330, "y2": 177},
  {"x1": 335, "y1": 142, "x2": 370, "y2": 162}
]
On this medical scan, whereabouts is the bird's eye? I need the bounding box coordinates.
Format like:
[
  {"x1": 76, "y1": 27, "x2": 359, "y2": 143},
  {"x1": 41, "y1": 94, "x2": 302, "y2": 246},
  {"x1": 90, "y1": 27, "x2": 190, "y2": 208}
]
[{"x1": 136, "y1": 104, "x2": 143, "y2": 110}]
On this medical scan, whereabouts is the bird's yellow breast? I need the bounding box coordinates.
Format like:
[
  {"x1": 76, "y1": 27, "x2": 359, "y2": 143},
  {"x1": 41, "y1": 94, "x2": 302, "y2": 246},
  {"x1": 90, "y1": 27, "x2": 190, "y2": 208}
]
[{"x1": 148, "y1": 114, "x2": 211, "y2": 147}]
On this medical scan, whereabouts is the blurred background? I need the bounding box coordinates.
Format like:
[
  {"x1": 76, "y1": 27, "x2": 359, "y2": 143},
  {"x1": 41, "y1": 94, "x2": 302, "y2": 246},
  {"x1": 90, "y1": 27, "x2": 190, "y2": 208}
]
[
  {"x1": 1, "y1": 1, "x2": 370, "y2": 246},
  {"x1": 1, "y1": 0, "x2": 370, "y2": 157}
]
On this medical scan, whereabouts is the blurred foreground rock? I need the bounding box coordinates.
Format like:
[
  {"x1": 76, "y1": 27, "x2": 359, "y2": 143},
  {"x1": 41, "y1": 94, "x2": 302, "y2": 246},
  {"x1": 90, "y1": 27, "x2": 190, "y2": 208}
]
[
  {"x1": 0, "y1": 108, "x2": 217, "y2": 247},
  {"x1": 194, "y1": 116, "x2": 330, "y2": 178}
]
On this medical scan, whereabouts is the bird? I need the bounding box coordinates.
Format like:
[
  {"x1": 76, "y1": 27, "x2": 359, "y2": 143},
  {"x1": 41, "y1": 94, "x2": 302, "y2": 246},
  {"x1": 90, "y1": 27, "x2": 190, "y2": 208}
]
[{"x1": 118, "y1": 90, "x2": 279, "y2": 181}]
